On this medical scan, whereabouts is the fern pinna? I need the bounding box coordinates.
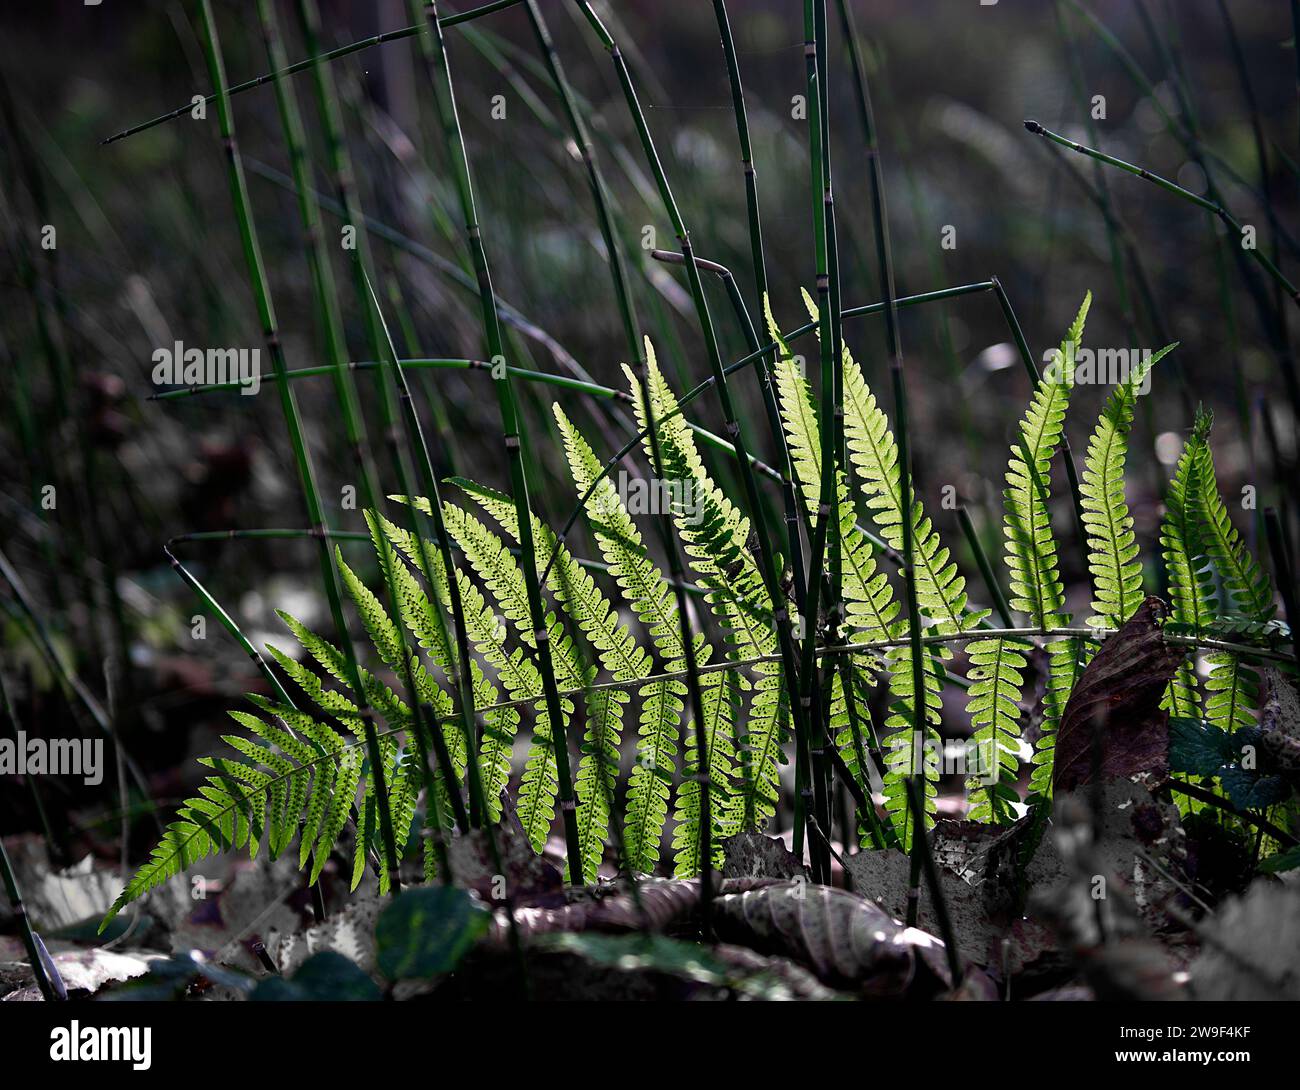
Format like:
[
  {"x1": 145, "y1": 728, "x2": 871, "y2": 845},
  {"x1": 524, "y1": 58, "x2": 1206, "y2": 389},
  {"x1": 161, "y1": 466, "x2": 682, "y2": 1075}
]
[{"x1": 104, "y1": 291, "x2": 1291, "y2": 928}]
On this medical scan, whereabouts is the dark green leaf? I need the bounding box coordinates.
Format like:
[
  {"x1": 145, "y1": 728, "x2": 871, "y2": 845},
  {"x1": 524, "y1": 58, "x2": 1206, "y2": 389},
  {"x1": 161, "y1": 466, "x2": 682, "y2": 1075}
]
[{"x1": 375, "y1": 886, "x2": 489, "y2": 980}]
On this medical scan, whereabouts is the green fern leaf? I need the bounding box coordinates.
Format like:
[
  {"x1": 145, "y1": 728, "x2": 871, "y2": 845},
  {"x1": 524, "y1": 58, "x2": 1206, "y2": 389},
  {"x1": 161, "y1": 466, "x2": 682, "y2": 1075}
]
[{"x1": 1080, "y1": 343, "x2": 1177, "y2": 629}]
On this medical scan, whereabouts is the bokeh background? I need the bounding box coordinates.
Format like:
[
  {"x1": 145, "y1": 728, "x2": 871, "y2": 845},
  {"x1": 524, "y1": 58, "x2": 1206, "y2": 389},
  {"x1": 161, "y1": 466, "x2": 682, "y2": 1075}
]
[{"x1": 3, "y1": 0, "x2": 1297, "y2": 856}]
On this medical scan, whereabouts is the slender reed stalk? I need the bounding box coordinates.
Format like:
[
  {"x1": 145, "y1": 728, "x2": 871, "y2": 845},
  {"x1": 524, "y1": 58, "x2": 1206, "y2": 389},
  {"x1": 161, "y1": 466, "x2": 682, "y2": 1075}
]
[
  {"x1": 1024, "y1": 120, "x2": 1300, "y2": 312},
  {"x1": 411, "y1": 0, "x2": 584, "y2": 883},
  {"x1": 574, "y1": 0, "x2": 815, "y2": 901},
  {"x1": 195, "y1": 0, "x2": 400, "y2": 890},
  {"x1": 415, "y1": 624, "x2": 1290, "y2": 726},
  {"x1": 101, "y1": 0, "x2": 524, "y2": 145},
  {"x1": 260, "y1": 0, "x2": 468, "y2": 850},
  {"x1": 651, "y1": 247, "x2": 812, "y2": 600},
  {"x1": 524, "y1": 0, "x2": 736, "y2": 885},
  {"x1": 834, "y1": 1, "x2": 927, "y2": 862}
]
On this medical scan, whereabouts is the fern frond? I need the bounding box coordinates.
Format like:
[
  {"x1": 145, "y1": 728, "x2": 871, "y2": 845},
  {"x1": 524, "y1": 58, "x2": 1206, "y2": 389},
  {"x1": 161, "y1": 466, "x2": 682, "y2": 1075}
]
[
  {"x1": 455, "y1": 478, "x2": 649, "y2": 882},
  {"x1": 439, "y1": 501, "x2": 578, "y2": 851},
  {"x1": 1081, "y1": 343, "x2": 1177, "y2": 629},
  {"x1": 1193, "y1": 421, "x2": 1275, "y2": 622},
  {"x1": 1187, "y1": 409, "x2": 1274, "y2": 736},
  {"x1": 1005, "y1": 292, "x2": 1090, "y2": 799},
  {"x1": 372, "y1": 512, "x2": 515, "y2": 822},
  {"x1": 962, "y1": 637, "x2": 1030, "y2": 822},
  {"x1": 102, "y1": 717, "x2": 369, "y2": 929},
  {"x1": 802, "y1": 290, "x2": 985, "y2": 637},
  {"x1": 625, "y1": 345, "x2": 770, "y2": 842},
  {"x1": 1159, "y1": 411, "x2": 1219, "y2": 717}
]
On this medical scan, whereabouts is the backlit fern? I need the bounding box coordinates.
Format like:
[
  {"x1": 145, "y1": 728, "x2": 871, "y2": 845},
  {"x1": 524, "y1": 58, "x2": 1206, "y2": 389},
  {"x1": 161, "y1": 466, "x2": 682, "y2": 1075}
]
[{"x1": 103, "y1": 296, "x2": 1289, "y2": 930}]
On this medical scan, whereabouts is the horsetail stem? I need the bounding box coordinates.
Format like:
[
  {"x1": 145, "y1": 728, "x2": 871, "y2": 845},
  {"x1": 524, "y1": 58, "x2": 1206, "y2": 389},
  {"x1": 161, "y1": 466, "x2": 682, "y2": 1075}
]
[
  {"x1": 411, "y1": 0, "x2": 585, "y2": 884},
  {"x1": 575, "y1": 0, "x2": 818, "y2": 903},
  {"x1": 1025, "y1": 119, "x2": 1300, "y2": 313},
  {"x1": 101, "y1": 0, "x2": 525, "y2": 146},
  {"x1": 525, "y1": 0, "x2": 742, "y2": 877},
  {"x1": 195, "y1": 0, "x2": 400, "y2": 891},
  {"x1": 835, "y1": 4, "x2": 928, "y2": 857}
]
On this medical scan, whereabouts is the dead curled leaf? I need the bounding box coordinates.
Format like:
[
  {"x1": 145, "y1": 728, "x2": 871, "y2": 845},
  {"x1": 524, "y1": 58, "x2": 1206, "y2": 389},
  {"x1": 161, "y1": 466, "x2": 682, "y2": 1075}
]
[
  {"x1": 1053, "y1": 596, "x2": 1186, "y2": 793},
  {"x1": 710, "y1": 880, "x2": 951, "y2": 995},
  {"x1": 487, "y1": 877, "x2": 702, "y2": 947}
]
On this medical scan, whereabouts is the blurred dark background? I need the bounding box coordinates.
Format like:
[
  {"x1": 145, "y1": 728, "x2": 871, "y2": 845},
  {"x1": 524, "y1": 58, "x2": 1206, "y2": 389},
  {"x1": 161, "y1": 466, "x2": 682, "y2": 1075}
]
[{"x1": 2, "y1": 0, "x2": 1297, "y2": 848}]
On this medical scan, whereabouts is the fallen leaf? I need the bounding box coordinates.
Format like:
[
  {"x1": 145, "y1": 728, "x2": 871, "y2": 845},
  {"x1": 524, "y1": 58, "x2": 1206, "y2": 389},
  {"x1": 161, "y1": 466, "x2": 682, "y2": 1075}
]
[
  {"x1": 1053, "y1": 597, "x2": 1185, "y2": 793},
  {"x1": 711, "y1": 880, "x2": 949, "y2": 995}
]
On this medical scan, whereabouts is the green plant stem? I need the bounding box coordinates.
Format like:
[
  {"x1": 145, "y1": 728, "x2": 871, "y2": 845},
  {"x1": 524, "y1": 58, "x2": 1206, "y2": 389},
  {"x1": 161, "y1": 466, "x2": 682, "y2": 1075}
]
[
  {"x1": 1023, "y1": 119, "x2": 1300, "y2": 311},
  {"x1": 295, "y1": 0, "x2": 489, "y2": 838},
  {"x1": 525, "y1": 0, "x2": 734, "y2": 882},
  {"x1": 416, "y1": 624, "x2": 1290, "y2": 727},
  {"x1": 101, "y1": 0, "x2": 524, "y2": 145},
  {"x1": 649, "y1": 248, "x2": 812, "y2": 668},
  {"x1": 712, "y1": 0, "x2": 768, "y2": 310},
  {"x1": 259, "y1": 0, "x2": 458, "y2": 847},
  {"x1": 412, "y1": 0, "x2": 583, "y2": 884},
  {"x1": 835, "y1": 1, "x2": 926, "y2": 858},
  {"x1": 243, "y1": 155, "x2": 606, "y2": 391},
  {"x1": 576, "y1": 0, "x2": 815, "y2": 904},
  {"x1": 568, "y1": 2, "x2": 722, "y2": 915},
  {"x1": 196, "y1": 0, "x2": 400, "y2": 892}
]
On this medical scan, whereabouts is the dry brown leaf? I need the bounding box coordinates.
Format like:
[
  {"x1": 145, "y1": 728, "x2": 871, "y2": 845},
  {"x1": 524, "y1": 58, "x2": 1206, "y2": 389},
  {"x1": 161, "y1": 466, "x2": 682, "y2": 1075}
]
[{"x1": 1054, "y1": 596, "x2": 1185, "y2": 792}]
